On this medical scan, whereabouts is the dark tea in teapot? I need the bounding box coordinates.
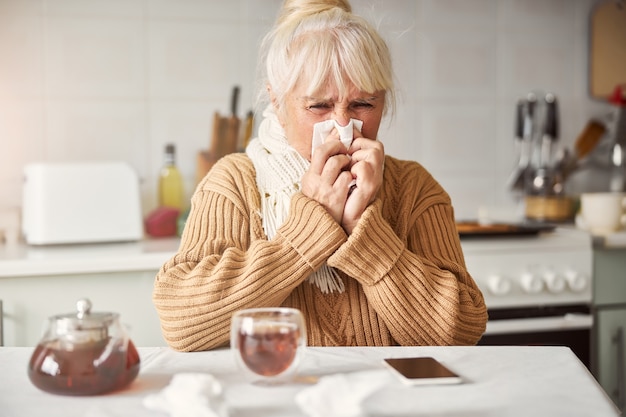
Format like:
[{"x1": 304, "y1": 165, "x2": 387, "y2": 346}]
[
  {"x1": 28, "y1": 338, "x2": 140, "y2": 396},
  {"x1": 27, "y1": 299, "x2": 140, "y2": 396}
]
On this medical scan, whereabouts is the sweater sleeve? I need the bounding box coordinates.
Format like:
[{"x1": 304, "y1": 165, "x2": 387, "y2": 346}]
[
  {"x1": 326, "y1": 161, "x2": 487, "y2": 346},
  {"x1": 152, "y1": 156, "x2": 346, "y2": 351}
]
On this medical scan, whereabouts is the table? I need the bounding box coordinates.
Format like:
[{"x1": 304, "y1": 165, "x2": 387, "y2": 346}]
[{"x1": 0, "y1": 346, "x2": 620, "y2": 417}]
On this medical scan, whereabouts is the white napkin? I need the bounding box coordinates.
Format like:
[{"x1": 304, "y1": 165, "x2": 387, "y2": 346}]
[
  {"x1": 143, "y1": 373, "x2": 229, "y2": 417},
  {"x1": 311, "y1": 119, "x2": 364, "y2": 155},
  {"x1": 295, "y1": 370, "x2": 393, "y2": 417}
]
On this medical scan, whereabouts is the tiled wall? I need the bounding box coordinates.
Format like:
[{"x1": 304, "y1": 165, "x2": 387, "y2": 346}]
[{"x1": 0, "y1": 0, "x2": 610, "y2": 225}]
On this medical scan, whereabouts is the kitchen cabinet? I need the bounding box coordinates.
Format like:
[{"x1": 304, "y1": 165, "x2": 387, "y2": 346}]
[
  {"x1": 592, "y1": 247, "x2": 626, "y2": 413},
  {"x1": 0, "y1": 238, "x2": 179, "y2": 347},
  {"x1": 0, "y1": 271, "x2": 164, "y2": 347}
]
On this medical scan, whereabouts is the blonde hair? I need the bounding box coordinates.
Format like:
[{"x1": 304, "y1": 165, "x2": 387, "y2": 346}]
[{"x1": 257, "y1": 0, "x2": 395, "y2": 117}]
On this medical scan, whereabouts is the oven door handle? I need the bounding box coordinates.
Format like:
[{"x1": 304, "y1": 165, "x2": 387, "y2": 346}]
[{"x1": 484, "y1": 314, "x2": 593, "y2": 335}]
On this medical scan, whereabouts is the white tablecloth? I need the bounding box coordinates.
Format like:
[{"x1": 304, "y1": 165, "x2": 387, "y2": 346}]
[{"x1": 0, "y1": 345, "x2": 619, "y2": 417}]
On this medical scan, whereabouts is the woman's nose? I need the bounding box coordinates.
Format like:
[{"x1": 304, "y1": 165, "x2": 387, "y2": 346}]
[{"x1": 332, "y1": 109, "x2": 351, "y2": 127}]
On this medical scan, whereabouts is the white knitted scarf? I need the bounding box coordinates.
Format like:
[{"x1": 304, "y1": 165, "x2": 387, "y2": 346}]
[{"x1": 246, "y1": 106, "x2": 345, "y2": 294}]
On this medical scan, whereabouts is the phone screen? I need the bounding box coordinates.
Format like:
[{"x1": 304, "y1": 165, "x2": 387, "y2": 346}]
[{"x1": 383, "y1": 357, "x2": 463, "y2": 385}]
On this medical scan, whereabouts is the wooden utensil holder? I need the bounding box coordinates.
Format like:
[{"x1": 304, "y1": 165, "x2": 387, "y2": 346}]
[{"x1": 196, "y1": 112, "x2": 241, "y2": 185}]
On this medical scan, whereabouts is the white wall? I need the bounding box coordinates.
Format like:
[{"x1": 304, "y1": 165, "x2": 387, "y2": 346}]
[{"x1": 0, "y1": 0, "x2": 611, "y2": 224}]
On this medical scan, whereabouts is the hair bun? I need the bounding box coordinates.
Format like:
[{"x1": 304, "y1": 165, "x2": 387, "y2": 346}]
[{"x1": 277, "y1": 0, "x2": 351, "y2": 25}]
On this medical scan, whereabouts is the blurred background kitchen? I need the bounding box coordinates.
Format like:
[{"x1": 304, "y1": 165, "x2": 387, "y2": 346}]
[
  {"x1": 1, "y1": 0, "x2": 622, "y2": 227},
  {"x1": 1, "y1": 0, "x2": 626, "y2": 409}
]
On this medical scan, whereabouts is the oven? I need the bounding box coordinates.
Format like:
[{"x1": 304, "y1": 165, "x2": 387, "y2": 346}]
[{"x1": 461, "y1": 227, "x2": 593, "y2": 369}]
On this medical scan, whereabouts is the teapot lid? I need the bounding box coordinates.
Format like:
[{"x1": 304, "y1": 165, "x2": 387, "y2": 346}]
[{"x1": 51, "y1": 298, "x2": 118, "y2": 337}]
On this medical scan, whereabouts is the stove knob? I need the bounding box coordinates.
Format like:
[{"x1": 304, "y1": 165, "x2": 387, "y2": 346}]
[
  {"x1": 564, "y1": 270, "x2": 588, "y2": 292},
  {"x1": 487, "y1": 275, "x2": 512, "y2": 295},
  {"x1": 520, "y1": 271, "x2": 543, "y2": 293},
  {"x1": 543, "y1": 270, "x2": 566, "y2": 293}
]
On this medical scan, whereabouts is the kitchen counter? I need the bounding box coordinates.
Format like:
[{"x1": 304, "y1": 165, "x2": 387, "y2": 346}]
[
  {"x1": 0, "y1": 345, "x2": 620, "y2": 417},
  {"x1": 4, "y1": 227, "x2": 620, "y2": 278},
  {"x1": 0, "y1": 237, "x2": 180, "y2": 346},
  {"x1": 0, "y1": 237, "x2": 180, "y2": 278}
]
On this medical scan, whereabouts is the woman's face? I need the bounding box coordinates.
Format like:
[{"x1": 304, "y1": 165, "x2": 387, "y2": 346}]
[{"x1": 273, "y1": 81, "x2": 385, "y2": 160}]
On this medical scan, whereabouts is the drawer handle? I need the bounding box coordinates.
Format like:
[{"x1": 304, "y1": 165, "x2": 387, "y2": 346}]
[{"x1": 613, "y1": 326, "x2": 624, "y2": 411}]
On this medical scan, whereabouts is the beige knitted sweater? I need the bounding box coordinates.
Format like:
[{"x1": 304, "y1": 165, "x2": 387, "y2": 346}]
[{"x1": 153, "y1": 153, "x2": 487, "y2": 351}]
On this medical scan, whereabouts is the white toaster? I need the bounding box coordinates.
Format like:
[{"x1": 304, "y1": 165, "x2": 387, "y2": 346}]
[{"x1": 22, "y1": 162, "x2": 144, "y2": 245}]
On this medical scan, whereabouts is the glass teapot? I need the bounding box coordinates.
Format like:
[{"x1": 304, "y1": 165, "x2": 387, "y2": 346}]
[{"x1": 28, "y1": 298, "x2": 140, "y2": 396}]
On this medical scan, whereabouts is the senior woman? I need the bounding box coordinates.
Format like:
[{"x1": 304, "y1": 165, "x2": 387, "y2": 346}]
[{"x1": 153, "y1": 0, "x2": 487, "y2": 351}]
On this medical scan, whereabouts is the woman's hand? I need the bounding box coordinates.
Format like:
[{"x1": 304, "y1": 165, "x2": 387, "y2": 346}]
[
  {"x1": 301, "y1": 130, "x2": 353, "y2": 225},
  {"x1": 301, "y1": 126, "x2": 384, "y2": 235},
  {"x1": 342, "y1": 131, "x2": 384, "y2": 234}
]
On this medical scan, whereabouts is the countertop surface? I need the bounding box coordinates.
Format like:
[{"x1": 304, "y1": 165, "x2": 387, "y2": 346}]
[
  {"x1": 0, "y1": 237, "x2": 180, "y2": 277},
  {"x1": 0, "y1": 226, "x2": 623, "y2": 279},
  {"x1": 0, "y1": 345, "x2": 619, "y2": 417}
]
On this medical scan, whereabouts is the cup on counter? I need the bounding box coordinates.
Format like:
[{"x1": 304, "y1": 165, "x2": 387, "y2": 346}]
[
  {"x1": 230, "y1": 307, "x2": 306, "y2": 385},
  {"x1": 576, "y1": 192, "x2": 626, "y2": 235}
]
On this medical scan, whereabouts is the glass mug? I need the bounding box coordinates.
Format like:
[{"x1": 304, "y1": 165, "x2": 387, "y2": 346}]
[{"x1": 230, "y1": 307, "x2": 306, "y2": 383}]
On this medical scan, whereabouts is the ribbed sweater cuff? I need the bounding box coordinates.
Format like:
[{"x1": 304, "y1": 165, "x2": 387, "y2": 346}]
[
  {"x1": 327, "y1": 199, "x2": 403, "y2": 286},
  {"x1": 277, "y1": 192, "x2": 347, "y2": 270}
]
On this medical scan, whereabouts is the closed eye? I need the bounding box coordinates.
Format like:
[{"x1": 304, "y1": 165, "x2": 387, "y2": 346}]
[
  {"x1": 351, "y1": 102, "x2": 373, "y2": 109},
  {"x1": 308, "y1": 103, "x2": 332, "y2": 109},
  {"x1": 306, "y1": 103, "x2": 333, "y2": 115}
]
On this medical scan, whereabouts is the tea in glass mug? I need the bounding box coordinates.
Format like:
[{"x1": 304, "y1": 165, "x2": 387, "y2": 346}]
[{"x1": 231, "y1": 308, "x2": 306, "y2": 383}]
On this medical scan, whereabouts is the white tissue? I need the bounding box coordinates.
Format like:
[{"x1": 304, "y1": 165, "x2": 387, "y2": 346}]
[
  {"x1": 311, "y1": 119, "x2": 364, "y2": 155},
  {"x1": 311, "y1": 119, "x2": 363, "y2": 193},
  {"x1": 143, "y1": 373, "x2": 229, "y2": 417},
  {"x1": 295, "y1": 370, "x2": 392, "y2": 417}
]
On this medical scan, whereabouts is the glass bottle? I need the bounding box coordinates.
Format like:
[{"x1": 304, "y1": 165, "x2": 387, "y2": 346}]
[{"x1": 158, "y1": 143, "x2": 184, "y2": 211}]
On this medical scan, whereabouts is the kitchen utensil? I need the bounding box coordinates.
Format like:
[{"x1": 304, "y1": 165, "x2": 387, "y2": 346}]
[
  {"x1": 508, "y1": 95, "x2": 536, "y2": 191},
  {"x1": 530, "y1": 93, "x2": 559, "y2": 195},
  {"x1": 610, "y1": 142, "x2": 624, "y2": 191},
  {"x1": 577, "y1": 119, "x2": 607, "y2": 157},
  {"x1": 609, "y1": 84, "x2": 626, "y2": 191},
  {"x1": 544, "y1": 93, "x2": 559, "y2": 162},
  {"x1": 28, "y1": 298, "x2": 140, "y2": 396},
  {"x1": 224, "y1": 85, "x2": 241, "y2": 156},
  {"x1": 231, "y1": 307, "x2": 306, "y2": 384},
  {"x1": 559, "y1": 119, "x2": 606, "y2": 181},
  {"x1": 508, "y1": 91, "x2": 575, "y2": 221}
]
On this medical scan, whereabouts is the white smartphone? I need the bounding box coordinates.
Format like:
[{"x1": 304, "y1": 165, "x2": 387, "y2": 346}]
[{"x1": 383, "y1": 357, "x2": 463, "y2": 386}]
